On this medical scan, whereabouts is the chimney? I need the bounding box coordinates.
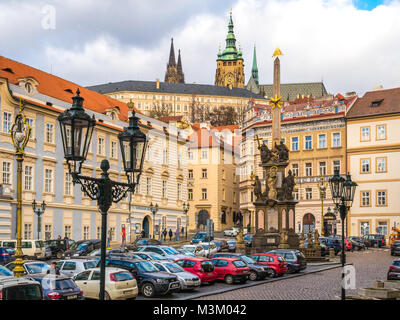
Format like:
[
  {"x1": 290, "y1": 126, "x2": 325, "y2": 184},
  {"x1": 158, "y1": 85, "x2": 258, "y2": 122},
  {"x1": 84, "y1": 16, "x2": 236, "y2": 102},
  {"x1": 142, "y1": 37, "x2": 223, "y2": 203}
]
[
  {"x1": 156, "y1": 79, "x2": 160, "y2": 89},
  {"x1": 373, "y1": 85, "x2": 383, "y2": 91}
]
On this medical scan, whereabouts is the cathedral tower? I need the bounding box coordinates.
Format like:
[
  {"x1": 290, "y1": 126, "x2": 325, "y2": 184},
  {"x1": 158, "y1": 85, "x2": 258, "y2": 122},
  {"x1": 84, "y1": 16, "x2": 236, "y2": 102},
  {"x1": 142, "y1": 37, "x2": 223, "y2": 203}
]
[
  {"x1": 214, "y1": 10, "x2": 245, "y2": 88},
  {"x1": 165, "y1": 38, "x2": 185, "y2": 84}
]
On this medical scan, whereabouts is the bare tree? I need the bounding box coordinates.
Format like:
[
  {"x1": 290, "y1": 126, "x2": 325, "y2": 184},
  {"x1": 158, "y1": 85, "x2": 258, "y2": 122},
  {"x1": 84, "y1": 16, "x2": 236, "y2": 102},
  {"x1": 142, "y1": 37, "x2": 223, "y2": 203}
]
[{"x1": 149, "y1": 102, "x2": 173, "y2": 119}]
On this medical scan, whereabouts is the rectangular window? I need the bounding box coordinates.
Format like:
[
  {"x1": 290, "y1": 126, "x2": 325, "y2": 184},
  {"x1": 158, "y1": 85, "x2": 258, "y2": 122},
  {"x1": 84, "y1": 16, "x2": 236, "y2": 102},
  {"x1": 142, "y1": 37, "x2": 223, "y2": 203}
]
[
  {"x1": 44, "y1": 168, "x2": 54, "y2": 193},
  {"x1": 376, "y1": 157, "x2": 387, "y2": 172},
  {"x1": 146, "y1": 177, "x2": 152, "y2": 196},
  {"x1": 24, "y1": 223, "x2": 32, "y2": 240},
  {"x1": 202, "y1": 169, "x2": 207, "y2": 178},
  {"x1": 44, "y1": 224, "x2": 52, "y2": 240},
  {"x1": 361, "y1": 191, "x2": 370, "y2": 207},
  {"x1": 305, "y1": 163, "x2": 312, "y2": 176},
  {"x1": 377, "y1": 190, "x2": 387, "y2": 206},
  {"x1": 318, "y1": 134, "x2": 326, "y2": 149},
  {"x1": 64, "y1": 225, "x2": 72, "y2": 239},
  {"x1": 202, "y1": 188, "x2": 207, "y2": 200},
  {"x1": 291, "y1": 137, "x2": 299, "y2": 151},
  {"x1": 2, "y1": 112, "x2": 12, "y2": 133},
  {"x1": 188, "y1": 169, "x2": 193, "y2": 179},
  {"x1": 111, "y1": 141, "x2": 117, "y2": 158},
  {"x1": 188, "y1": 189, "x2": 193, "y2": 200},
  {"x1": 97, "y1": 137, "x2": 105, "y2": 155},
  {"x1": 26, "y1": 118, "x2": 34, "y2": 138},
  {"x1": 361, "y1": 127, "x2": 370, "y2": 141},
  {"x1": 376, "y1": 125, "x2": 386, "y2": 140},
  {"x1": 65, "y1": 172, "x2": 73, "y2": 195},
  {"x1": 24, "y1": 166, "x2": 33, "y2": 190},
  {"x1": 376, "y1": 221, "x2": 388, "y2": 236},
  {"x1": 360, "y1": 221, "x2": 370, "y2": 236},
  {"x1": 332, "y1": 133, "x2": 341, "y2": 147},
  {"x1": 294, "y1": 189, "x2": 299, "y2": 201},
  {"x1": 162, "y1": 181, "x2": 167, "y2": 198},
  {"x1": 292, "y1": 164, "x2": 299, "y2": 177},
  {"x1": 177, "y1": 183, "x2": 181, "y2": 201},
  {"x1": 333, "y1": 160, "x2": 341, "y2": 174},
  {"x1": 83, "y1": 226, "x2": 90, "y2": 240},
  {"x1": 163, "y1": 149, "x2": 168, "y2": 165},
  {"x1": 319, "y1": 162, "x2": 326, "y2": 176},
  {"x1": 146, "y1": 145, "x2": 152, "y2": 161},
  {"x1": 2, "y1": 162, "x2": 11, "y2": 184},
  {"x1": 305, "y1": 135, "x2": 312, "y2": 150},
  {"x1": 45, "y1": 123, "x2": 54, "y2": 143},
  {"x1": 201, "y1": 150, "x2": 208, "y2": 159},
  {"x1": 361, "y1": 159, "x2": 370, "y2": 173},
  {"x1": 188, "y1": 151, "x2": 193, "y2": 160},
  {"x1": 306, "y1": 188, "x2": 312, "y2": 200}
]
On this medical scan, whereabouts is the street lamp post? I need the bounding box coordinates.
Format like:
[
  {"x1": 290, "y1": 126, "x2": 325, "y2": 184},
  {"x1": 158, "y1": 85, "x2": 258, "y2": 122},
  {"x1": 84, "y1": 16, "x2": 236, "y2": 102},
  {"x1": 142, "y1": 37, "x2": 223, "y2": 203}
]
[
  {"x1": 329, "y1": 169, "x2": 357, "y2": 301},
  {"x1": 183, "y1": 202, "x2": 190, "y2": 240},
  {"x1": 10, "y1": 100, "x2": 31, "y2": 277},
  {"x1": 319, "y1": 177, "x2": 327, "y2": 236},
  {"x1": 58, "y1": 90, "x2": 147, "y2": 300},
  {"x1": 149, "y1": 202, "x2": 159, "y2": 239},
  {"x1": 32, "y1": 200, "x2": 46, "y2": 240}
]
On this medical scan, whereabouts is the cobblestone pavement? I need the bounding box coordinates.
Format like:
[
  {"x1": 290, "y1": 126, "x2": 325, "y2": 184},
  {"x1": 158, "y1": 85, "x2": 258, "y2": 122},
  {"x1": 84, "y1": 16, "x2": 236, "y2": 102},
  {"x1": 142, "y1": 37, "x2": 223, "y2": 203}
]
[{"x1": 194, "y1": 249, "x2": 394, "y2": 300}]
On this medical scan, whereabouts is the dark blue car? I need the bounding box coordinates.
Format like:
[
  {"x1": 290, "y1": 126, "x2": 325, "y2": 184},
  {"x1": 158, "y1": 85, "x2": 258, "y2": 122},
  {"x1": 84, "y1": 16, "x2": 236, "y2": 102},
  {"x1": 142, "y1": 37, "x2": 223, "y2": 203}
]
[
  {"x1": 26, "y1": 274, "x2": 84, "y2": 300},
  {"x1": 0, "y1": 247, "x2": 13, "y2": 265},
  {"x1": 320, "y1": 237, "x2": 341, "y2": 254},
  {"x1": 191, "y1": 232, "x2": 213, "y2": 244}
]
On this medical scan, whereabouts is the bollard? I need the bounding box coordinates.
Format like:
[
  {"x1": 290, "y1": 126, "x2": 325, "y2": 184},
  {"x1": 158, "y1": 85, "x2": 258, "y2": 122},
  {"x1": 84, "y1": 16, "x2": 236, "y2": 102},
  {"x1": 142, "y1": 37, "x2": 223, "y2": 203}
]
[{"x1": 329, "y1": 247, "x2": 335, "y2": 259}]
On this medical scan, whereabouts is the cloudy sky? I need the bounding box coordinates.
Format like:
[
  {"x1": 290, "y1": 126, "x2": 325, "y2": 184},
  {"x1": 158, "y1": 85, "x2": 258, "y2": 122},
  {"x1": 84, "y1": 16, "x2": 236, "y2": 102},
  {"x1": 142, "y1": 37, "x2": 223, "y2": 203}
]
[{"x1": 1, "y1": 0, "x2": 399, "y2": 96}]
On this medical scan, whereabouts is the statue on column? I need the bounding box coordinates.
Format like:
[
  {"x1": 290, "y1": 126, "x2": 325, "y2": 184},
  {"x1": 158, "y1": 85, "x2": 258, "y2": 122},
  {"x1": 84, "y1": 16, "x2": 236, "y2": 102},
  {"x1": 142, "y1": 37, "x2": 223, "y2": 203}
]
[
  {"x1": 267, "y1": 167, "x2": 278, "y2": 199},
  {"x1": 259, "y1": 142, "x2": 272, "y2": 164},
  {"x1": 314, "y1": 229, "x2": 320, "y2": 248},
  {"x1": 275, "y1": 140, "x2": 289, "y2": 162},
  {"x1": 283, "y1": 170, "x2": 296, "y2": 200},
  {"x1": 252, "y1": 176, "x2": 263, "y2": 201}
]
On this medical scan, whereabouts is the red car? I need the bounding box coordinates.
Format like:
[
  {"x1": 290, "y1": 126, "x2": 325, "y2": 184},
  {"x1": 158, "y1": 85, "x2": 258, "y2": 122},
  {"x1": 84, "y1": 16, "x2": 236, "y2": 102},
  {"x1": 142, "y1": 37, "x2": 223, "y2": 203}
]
[
  {"x1": 250, "y1": 253, "x2": 288, "y2": 277},
  {"x1": 210, "y1": 257, "x2": 250, "y2": 284},
  {"x1": 344, "y1": 239, "x2": 353, "y2": 251},
  {"x1": 175, "y1": 257, "x2": 217, "y2": 284}
]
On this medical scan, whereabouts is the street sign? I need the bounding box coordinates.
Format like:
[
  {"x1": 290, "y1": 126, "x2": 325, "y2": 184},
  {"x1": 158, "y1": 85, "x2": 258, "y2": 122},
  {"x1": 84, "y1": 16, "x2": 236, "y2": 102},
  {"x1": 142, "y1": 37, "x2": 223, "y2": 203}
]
[{"x1": 206, "y1": 219, "x2": 214, "y2": 238}]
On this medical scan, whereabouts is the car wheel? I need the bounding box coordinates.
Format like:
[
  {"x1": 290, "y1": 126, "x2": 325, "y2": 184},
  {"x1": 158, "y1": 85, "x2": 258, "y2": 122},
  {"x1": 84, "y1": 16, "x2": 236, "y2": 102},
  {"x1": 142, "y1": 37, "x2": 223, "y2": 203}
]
[
  {"x1": 104, "y1": 292, "x2": 111, "y2": 300},
  {"x1": 249, "y1": 271, "x2": 258, "y2": 281},
  {"x1": 56, "y1": 251, "x2": 63, "y2": 259},
  {"x1": 269, "y1": 269, "x2": 276, "y2": 278},
  {"x1": 224, "y1": 275, "x2": 234, "y2": 285},
  {"x1": 373, "y1": 243, "x2": 378, "y2": 248},
  {"x1": 142, "y1": 283, "x2": 156, "y2": 298}
]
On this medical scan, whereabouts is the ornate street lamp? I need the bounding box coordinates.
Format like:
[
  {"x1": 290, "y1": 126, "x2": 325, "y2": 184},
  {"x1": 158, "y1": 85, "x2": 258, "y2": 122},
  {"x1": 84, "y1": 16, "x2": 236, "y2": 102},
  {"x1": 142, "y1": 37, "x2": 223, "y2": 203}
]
[
  {"x1": 183, "y1": 202, "x2": 190, "y2": 240},
  {"x1": 329, "y1": 169, "x2": 357, "y2": 301},
  {"x1": 10, "y1": 100, "x2": 31, "y2": 277},
  {"x1": 32, "y1": 200, "x2": 46, "y2": 240},
  {"x1": 319, "y1": 177, "x2": 327, "y2": 236},
  {"x1": 149, "y1": 202, "x2": 159, "y2": 239},
  {"x1": 58, "y1": 89, "x2": 147, "y2": 300}
]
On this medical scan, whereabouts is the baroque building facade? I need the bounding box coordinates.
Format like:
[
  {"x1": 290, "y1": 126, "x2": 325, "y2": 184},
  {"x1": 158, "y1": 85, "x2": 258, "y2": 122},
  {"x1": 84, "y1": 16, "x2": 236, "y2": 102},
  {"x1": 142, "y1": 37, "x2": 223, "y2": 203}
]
[{"x1": 0, "y1": 56, "x2": 188, "y2": 243}]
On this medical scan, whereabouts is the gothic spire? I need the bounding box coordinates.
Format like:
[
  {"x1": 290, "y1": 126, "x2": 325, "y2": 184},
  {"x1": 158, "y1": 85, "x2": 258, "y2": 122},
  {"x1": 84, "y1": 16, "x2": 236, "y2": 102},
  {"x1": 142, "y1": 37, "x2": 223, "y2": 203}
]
[
  {"x1": 168, "y1": 38, "x2": 176, "y2": 66},
  {"x1": 177, "y1": 49, "x2": 183, "y2": 74},
  {"x1": 252, "y1": 45, "x2": 259, "y2": 85}
]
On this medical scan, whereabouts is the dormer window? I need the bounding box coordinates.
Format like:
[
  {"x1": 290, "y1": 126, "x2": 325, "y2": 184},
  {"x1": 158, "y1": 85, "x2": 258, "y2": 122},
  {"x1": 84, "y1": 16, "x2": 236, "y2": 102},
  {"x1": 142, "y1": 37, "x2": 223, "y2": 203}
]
[
  {"x1": 371, "y1": 99, "x2": 383, "y2": 107},
  {"x1": 25, "y1": 82, "x2": 33, "y2": 94}
]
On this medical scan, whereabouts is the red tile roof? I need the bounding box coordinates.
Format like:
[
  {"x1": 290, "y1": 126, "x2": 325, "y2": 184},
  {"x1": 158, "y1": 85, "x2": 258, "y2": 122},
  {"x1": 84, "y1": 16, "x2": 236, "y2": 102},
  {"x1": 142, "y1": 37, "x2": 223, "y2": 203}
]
[{"x1": 0, "y1": 56, "x2": 138, "y2": 121}]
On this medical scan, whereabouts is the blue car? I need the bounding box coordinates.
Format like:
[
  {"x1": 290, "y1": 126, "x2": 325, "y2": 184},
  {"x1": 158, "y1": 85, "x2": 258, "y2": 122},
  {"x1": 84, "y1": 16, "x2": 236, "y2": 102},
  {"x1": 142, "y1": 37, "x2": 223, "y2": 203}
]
[
  {"x1": 320, "y1": 237, "x2": 341, "y2": 255},
  {"x1": 0, "y1": 247, "x2": 13, "y2": 265},
  {"x1": 26, "y1": 274, "x2": 84, "y2": 300},
  {"x1": 191, "y1": 232, "x2": 213, "y2": 244},
  {"x1": 0, "y1": 265, "x2": 13, "y2": 277}
]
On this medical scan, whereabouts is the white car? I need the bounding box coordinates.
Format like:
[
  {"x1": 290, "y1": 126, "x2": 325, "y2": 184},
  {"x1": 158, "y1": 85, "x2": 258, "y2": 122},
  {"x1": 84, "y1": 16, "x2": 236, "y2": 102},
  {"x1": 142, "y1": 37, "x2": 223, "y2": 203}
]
[
  {"x1": 223, "y1": 228, "x2": 248, "y2": 237},
  {"x1": 180, "y1": 245, "x2": 206, "y2": 257},
  {"x1": 73, "y1": 267, "x2": 138, "y2": 300},
  {"x1": 56, "y1": 259, "x2": 98, "y2": 277},
  {"x1": 151, "y1": 261, "x2": 201, "y2": 291},
  {"x1": 137, "y1": 245, "x2": 190, "y2": 260},
  {"x1": 199, "y1": 242, "x2": 218, "y2": 257}
]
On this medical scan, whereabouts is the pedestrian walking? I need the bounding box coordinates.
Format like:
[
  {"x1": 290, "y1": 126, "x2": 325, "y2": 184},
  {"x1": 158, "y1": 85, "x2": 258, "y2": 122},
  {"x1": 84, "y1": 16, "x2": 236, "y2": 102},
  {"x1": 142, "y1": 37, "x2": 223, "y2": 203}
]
[
  {"x1": 181, "y1": 226, "x2": 185, "y2": 239},
  {"x1": 47, "y1": 262, "x2": 60, "y2": 275},
  {"x1": 163, "y1": 229, "x2": 167, "y2": 242},
  {"x1": 168, "y1": 229, "x2": 173, "y2": 241},
  {"x1": 57, "y1": 235, "x2": 61, "y2": 240},
  {"x1": 175, "y1": 227, "x2": 179, "y2": 242}
]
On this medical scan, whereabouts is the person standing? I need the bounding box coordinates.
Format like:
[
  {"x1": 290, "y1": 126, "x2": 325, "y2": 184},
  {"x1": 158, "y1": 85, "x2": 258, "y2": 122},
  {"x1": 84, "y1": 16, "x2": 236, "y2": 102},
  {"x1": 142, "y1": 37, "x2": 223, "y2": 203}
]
[
  {"x1": 163, "y1": 229, "x2": 167, "y2": 242},
  {"x1": 47, "y1": 262, "x2": 60, "y2": 275},
  {"x1": 181, "y1": 226, "x2": 185, "y2": 239},
  {"x1": 168, "y1": 229, "x2": 173, "y2": 241}
]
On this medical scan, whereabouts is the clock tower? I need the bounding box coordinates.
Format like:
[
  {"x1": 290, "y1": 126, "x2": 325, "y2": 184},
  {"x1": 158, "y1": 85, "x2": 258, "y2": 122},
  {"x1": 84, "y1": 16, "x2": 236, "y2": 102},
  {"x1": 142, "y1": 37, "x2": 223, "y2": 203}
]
[{"x1": 215, "y1": 10, "x2": 245, "y2": 88}]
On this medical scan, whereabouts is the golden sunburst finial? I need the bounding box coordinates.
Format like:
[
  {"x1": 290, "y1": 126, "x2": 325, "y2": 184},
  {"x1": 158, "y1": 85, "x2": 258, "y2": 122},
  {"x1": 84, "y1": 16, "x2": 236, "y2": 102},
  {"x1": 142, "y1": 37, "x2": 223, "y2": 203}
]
[
  {"x1": 272, "y1": 47, "x2": 283, "y2": 57},
  {"x1": 230, "y1": 7, "x2": 232, "y2": 14},
  {"x1": 270, "y1": 94, "x2": 282, "y2": 109}
]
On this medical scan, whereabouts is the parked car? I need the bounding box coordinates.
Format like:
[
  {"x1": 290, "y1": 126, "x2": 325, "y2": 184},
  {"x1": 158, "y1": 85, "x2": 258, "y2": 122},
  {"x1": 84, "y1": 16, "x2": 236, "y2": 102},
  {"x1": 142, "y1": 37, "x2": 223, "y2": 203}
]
[
  {"x1": 176, "y1": 249, "x2": 196, "y2": 257},
  {"x1": 5, "y1": 260, "x2": 51, "y2": 275},
  {"x1": 0, "y1": 265, "x2": 14, "y2": 277},
  {"x1": 320, "y1": 237, "x2": 341, "y2": 255},
  {"x1": 130, "y1": 251, "x2": 167, "y2": 261},
  {"x1": 226, "y1": 239, "x2": 237, "y2": 252},
  {"x1": 211, "y1": 239, "x2": 232, "y2": 252},
  {"x1": 152, "y1": 260, "x2": 201, "y2": 291},
  {"x1": 180, "y1": 244, "x2": 206, "y2": 257},
  {"x1": 210, "y1": 252, "x2": 270, "y2": 281},
  {"x1": 268, "y1": 249, "x2": 307, "y2": 273},
  {"x1": 391, "y1": 241, "x2": 400, "y2": 256},
  {"x1": 363, "y1": 234, "x2": 386, "y2": 248},
  {"x1": 344, "y1": 238, "x2": 353, "y2": 251},
  {"x1": 211, "y1": 257, "x2": 250, "y2": 284},
  {"x1": 387, "y1": 259, "x2": 400, "y2": 280},
  {"x1": 223, "y1": 228, "x2": 238, "y2": 237},
  {"x1": 199, "y1": 242, "x2": 218, "y2": 258},
  {"x1": 303, "y1": 239, "x2": 329, "y2": 256},
  {"x1": 130, "y1": 238, "x2": 162, "y2": 248},
  {"x1": 175, "y1": 257, "x2": 217, "y2": 284},
  {"x1": 45, "y1": 239, "x2": 75, "y2": 259},
  {"x1": 0, "y1": 276, "x2": 43, "y2": 300},
  {"x1": 244, "y1": 234, "x2": 254, "y2": 247},
  {"x1": 348, "y1": 236, "x2": 367, "y2": 247},
  {"x1": 0, "y1": 247, "x2": 13, "y2": 265},
  {"x1": 347, "y1": 238, "x2": 366, "y2": 251},
  {"x1": 88, "y1": 248, "x2": 142, "y2": 260},
  {"x1": 56, "y1": 259, "x2": 98, "y2": 277},
  {"x1": 191, "y1": 232, "x2": 213, "y2": 244},
  {"x1": 27, "y1": 273, "x2": 84, "y2": 300},
  {"x1": 137, "y1": 245, "x2": 189, "y2": 260},
  {"x1": 250, "y1": 253, "x2": 288, "y2": 277},
  {"x1": 73, "y1": 267, "x2": 138, "y2": 300},
  {"x1": 101, "y1": 258, "x2": 180, "y2": 298},
  {"x1": 0, "y1": 240, "x2": 47, "y2": 260},
  {"x1": 62, "y1": 240, "x2": 101, "y2": 259}
]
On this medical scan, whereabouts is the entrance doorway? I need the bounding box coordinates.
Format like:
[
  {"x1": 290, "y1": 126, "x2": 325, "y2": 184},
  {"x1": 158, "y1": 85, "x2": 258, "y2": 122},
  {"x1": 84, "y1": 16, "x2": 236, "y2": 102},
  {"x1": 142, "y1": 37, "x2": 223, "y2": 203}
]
[
  {"x1": 198, "y1": 210, "x2": 209, "y2": 230},
  {"x1": 303, "y1": 213, "x2": 315, "y2": 234},
  {"x1": 142, "y1": 216, "x2": 150, "y2": 238}
]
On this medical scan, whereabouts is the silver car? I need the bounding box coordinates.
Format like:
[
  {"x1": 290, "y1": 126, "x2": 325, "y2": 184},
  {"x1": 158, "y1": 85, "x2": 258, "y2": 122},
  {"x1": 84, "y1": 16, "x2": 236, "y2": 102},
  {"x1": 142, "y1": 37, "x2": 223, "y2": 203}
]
[
  {"x1": 5, "y1": 260, "x2": 51, "y2": 275},
  {"x1": 151, "y1": 260, "x2": 201, "y2": 291},
  {"x1": 130, "y1": 251, "x2": 170, "y2": 261},
  {"x1": 137, "y1": 245, "x2": 190, "y2": 260},
  {"x1": 56, "y1": 259, "x2": 97, "y2": 277}
]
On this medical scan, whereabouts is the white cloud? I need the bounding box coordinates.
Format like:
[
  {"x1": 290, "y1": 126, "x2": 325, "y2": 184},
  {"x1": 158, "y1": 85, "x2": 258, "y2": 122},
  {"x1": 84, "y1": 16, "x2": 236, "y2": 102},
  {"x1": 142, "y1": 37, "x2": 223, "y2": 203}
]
[{"x1": 6, "y1": 0, "x2": 400, "y2": 96}]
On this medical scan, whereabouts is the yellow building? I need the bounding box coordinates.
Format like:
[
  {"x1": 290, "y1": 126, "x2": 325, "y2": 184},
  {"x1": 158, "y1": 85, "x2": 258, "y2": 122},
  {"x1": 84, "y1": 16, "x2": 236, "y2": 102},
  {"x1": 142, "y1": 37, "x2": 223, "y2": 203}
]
[
  {"x1": 347, "y1": 87, "x2": 400, "y2": 242},
  {"x1": 185, "y1": 123, "x2": 240, "y2": 233},
  {"x1": 240, "y1": 95, "x2": 357, "y2": 235}
]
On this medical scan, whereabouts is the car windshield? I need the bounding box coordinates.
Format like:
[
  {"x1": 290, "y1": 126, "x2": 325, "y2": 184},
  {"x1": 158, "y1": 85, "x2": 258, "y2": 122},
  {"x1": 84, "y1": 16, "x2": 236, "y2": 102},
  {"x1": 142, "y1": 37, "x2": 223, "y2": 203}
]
[
  {"x1": 136, "y1": 240, "x2": 147, "y2": 245},
  {"x1": 393, "y1": 261, "x2": 400, "y2": 266},
  {"x1": 394, "y1": 241, "x2": 400, "y2": 246},
  {"x1": 182, "y1": 246, "x2": 195, "y2": 252},
  {"x1": 35, "y1": 241, "x2": 44, "y2": 248},
  {"x1": 41, "y1": 278, "x2": 76, "y2": 290},
  {"x1": 227, "y1": 240, "x2": 236, "y2": 245},
  {"x1": 244, "y1": 235, "x2": 252, "y2": 240},
  {"x1": 240, "y1": 256, "x2": 255, "y2": 264},
  {"x1": 83, "y1": 261, "x2": 97, "y2": 270},
  {"x1": 165, "y1": 263, "x2": 185, "y2": 273},
  {"x1": 277, "y1": 256, "x2": 285, "y2": 262},
  {"x1": 135, "y1": 261, "x2": 159, "y2": 273},
  {"x1": 25, "y1": 263, "x2": 51, "y2": 274},
  {"x1": 3, "y1": 284, "x2": 42, "y2": 300},
  {"x1": 163, "y1": 247, "x2": 179, "y2": 255},
  {"x1": 233, "y1": 260, "x2": 247, "y2": 268},
  {"x1": 89, "y1": 249, "x2": 101, "y2": 256},
  {"x1": 0, "y1": 265, "x2": 13, "y2": 276},
  {"x1": 113, "y1": 272, "x2": 134, "y2": 281},
  {"x1": 194, "y1": 233, "x2": 206, "y2": 239},
  {"x1": 200, "y1": 244, "x2": 209, "y2": 250},
  {"x1": 69, "y1": 242, "x2": 88, "y2": 251}
]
